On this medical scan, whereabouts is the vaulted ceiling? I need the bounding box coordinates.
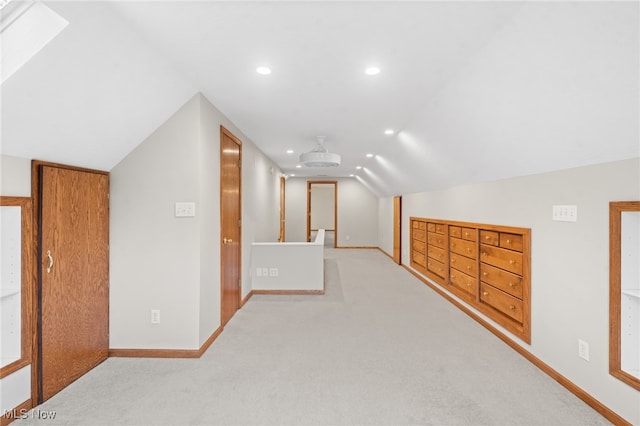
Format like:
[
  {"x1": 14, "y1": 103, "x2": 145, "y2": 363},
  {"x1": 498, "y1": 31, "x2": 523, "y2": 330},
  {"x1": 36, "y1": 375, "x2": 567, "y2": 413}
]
[{"x1": 1, "y1": 1, "x2": 638, "y2": 196}]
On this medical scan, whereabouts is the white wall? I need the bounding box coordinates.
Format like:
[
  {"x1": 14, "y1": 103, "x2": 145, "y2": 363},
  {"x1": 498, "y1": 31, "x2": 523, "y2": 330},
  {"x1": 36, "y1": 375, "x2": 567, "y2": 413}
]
[
  {"x1": 377, "y1": 196, "x2": 394, "y2": 257},
  {"x1": 110, "y1": 93, "x2": 281, "y2": 349},
  {"x1": 310, "y1": 184, "x2": 335, "y2": 230},
  {"x1": 251, "y1": 231, "x2": 324, "y2": 292},
  {"x1": 0, "y1": 155, "x2": 31, "y2": 197},
  {"x1": 285, "y1": 177, "x2": 378, "y2": 246},
  {"x1": 110, "y1": 95, "x2": 202, "y2": 350},
  {"x1": 394, "y1": 158, "x2": 640, "y2": 424}
]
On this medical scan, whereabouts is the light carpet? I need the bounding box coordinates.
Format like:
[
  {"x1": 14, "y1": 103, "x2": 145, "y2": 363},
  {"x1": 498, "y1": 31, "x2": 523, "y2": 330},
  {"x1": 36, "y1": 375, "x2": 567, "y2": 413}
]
[{"x1": 17, "y1": 249, "x2": 610, "y2": 425}]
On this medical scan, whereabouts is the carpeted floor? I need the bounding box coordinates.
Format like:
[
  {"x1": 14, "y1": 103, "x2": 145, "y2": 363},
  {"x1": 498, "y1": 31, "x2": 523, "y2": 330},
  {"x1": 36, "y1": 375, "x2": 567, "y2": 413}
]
[{"x1": 17, "y1": 249, "x2": 610, "y2": 425}]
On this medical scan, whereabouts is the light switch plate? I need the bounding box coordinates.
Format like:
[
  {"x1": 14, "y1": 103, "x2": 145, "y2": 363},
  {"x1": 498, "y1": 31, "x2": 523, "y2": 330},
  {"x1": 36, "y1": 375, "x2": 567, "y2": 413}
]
[
  {"x1": 552, "y1": 205, "x2": 577, "y2": 222},
  {"x1": 175, "y1": 202, "x2": 196, "y2": 217}
]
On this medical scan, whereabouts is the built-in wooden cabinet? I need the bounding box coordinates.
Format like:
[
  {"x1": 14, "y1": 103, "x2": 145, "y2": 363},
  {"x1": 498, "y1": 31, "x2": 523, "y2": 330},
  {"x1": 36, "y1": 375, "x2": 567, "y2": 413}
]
[
  {"x1": 410, "y1": 220, "x2": 427, "y2": 274},
  {"x1": 410, "y1": 217, "x2": 531, "y2": 343}
]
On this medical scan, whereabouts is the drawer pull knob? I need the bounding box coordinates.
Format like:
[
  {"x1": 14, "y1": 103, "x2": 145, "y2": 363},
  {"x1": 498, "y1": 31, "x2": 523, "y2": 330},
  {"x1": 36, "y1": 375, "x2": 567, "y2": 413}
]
[
  {"x1": 483, "y1": 272, "x2": 488, "y2": 276},
  {"x1": 506, "y1": 239, "x2": 511, "y2": 244},
  {"x1": 467, "y1": 248, "x2": 472, "y2": 253},
  {"x1": 451, "y1": 274, "x2": 456, "y2": 279},
  {"x1": 485, "y1": 236, "x2": 491, "y2": 240},
  {"x1": 482, "y1": 252, "x2": 487, "y2": 256},
  {"x1": 465, "y1": 232, "x2": 469, "y2": 236},
  {"x1": 451, "y1": 259, "x2": 456, "y2": 263},
  {"x1": 509, "y1": 260, "x2": 515, "y2": 265},
  {"x1": 483, "y1": 291, "x2": 489, "y2": 296},
  {"x1": 509, "y1": 305, "x2": 516, "y2": 310},
  {"x1": 451, "y1": 243, "x2": 456, "y2": 247},
  {"x1": 509, "y1": 282, "x2": 514, "y2": 287},
  {"x1": 438, "y1": 239, "x2": 442, "y2": 243},
  {"x1": 467, "y1": 266, "x2": 472, "y2": 270}
]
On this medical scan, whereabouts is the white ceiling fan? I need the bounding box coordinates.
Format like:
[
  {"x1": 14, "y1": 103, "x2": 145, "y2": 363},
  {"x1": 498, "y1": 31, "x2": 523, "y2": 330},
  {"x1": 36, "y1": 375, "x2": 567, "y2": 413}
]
[{"x1": 299, "y1": 136, "x2": 341, "y2": 167}]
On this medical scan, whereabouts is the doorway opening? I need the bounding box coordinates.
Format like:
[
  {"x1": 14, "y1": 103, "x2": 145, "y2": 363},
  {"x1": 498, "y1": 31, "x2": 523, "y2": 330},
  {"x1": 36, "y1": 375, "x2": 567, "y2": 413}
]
[{"x1": 307, "y1": 181, "x2": 337, "y2": 248}]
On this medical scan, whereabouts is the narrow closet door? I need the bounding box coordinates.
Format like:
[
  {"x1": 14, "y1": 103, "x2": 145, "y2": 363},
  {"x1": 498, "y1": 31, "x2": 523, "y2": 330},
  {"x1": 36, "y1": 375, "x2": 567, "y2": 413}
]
[
  {"x1": 220, "y1": 127, "x2": 242, "y2": 326},
  {"x1": 39, "y1": 165, "x2": 109, "y2": 401}
]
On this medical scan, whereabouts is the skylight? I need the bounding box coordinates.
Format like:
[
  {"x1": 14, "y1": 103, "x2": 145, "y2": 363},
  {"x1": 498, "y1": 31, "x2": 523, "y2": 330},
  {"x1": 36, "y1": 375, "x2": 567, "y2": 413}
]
[{"x1": 0, "y1": 0, "x2": 69, "y2": 84}]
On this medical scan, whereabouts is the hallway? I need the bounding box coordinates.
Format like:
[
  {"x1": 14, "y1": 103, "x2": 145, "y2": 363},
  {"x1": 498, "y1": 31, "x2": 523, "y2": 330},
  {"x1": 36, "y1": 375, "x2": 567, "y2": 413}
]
[{"x1": 17, "y1": 249, "x2": 609, "y2": 425}]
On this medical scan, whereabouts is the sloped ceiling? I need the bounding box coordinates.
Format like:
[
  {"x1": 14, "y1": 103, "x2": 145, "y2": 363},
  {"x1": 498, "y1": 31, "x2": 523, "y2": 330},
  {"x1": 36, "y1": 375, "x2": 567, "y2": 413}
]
[{"x1": 1, "y1": 1, "x2": 638, "y2": 197}]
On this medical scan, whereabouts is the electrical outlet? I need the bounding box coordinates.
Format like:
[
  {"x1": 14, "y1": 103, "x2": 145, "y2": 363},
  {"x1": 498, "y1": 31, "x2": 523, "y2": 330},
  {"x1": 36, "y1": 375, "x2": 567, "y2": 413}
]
[
  {"x1": 262, "y1": 268, "x2": 269, "y2": 277},
  {"x1": 578, "y1": 339, "x2": 589, "y2": 361},
  {"x1": 269, "y1": 268, "x2": 278, "y2": 277},
  {"x1": 151, "y1": 309, "x2": 160, "y2": 324},
  {"x1": 256, "y1": 268, "x2": 262, "y2": 277}
]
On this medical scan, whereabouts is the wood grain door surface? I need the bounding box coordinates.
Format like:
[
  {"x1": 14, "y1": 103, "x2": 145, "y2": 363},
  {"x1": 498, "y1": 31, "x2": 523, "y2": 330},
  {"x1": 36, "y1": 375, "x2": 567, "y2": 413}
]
[
  {"x1": 220, "y1": 128, "x2": 241, "y2": 326},
  {"x1": 40, "y1": 166, "x2": 109, "y2": 401},
  {"x1": 393, "y1": 196, "x2": 402, "y2": 264}
]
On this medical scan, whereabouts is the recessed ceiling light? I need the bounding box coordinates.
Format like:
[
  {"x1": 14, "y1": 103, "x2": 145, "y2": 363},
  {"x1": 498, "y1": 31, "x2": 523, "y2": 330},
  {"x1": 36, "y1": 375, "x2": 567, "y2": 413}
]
[
  {"x1": 356, "y1": 166, "x2": 362, "y2": 170},
  {"x1": 384, "y1": 129, "x2": 394, "y2": 135},
  {"x1": 296, "y1": 165, "x2": 302, "y2": 168},
  {"x1": 290, "y1": 173, "x2": 295, "y2": 177},
  {"x1": 256, "y1": 66, "x2": 271, "y2": 75},
  {"x1": 365, "y1": 67, "x2": 380, "y2": 76},
  {"x1": 366, "y1": 153, "x2": 374, "y2": 158},
  {"x1": 349, "y1": 174, "x2": 355, "y2": 177},
  {"x1": 286, "y1": 149, "x2": 294, "y2": 154}
]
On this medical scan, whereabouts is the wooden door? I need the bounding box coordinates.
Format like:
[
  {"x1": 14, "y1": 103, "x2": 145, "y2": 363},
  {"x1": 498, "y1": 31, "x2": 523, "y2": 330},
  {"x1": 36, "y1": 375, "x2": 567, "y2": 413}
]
[
  {"x1": 39, "y1": 165, "x2": 109, "y2": 401},
  {"x1": 393, "y1": 196, "x2": 402, "y2": 264},
  {"x1": 279, "y1": 177, "x2": 285, "y2": 242},
  {"x1": 220, "y1": 127, "x2": 241, "y2": 326}
]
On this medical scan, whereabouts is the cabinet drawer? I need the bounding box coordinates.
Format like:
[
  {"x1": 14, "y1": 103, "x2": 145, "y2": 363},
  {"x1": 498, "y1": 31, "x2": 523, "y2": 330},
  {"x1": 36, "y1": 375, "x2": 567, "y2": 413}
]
[
  {"x1": 481, "y1": 263, "x2": 523, "y2": 299},
  {"x1": 500, "y1": 233, "x2": 523, "y2": 252},
  {"x1": 450, "y1": 269, "x2": 478, "y2": 296},
  {"x1": 427, "y1": 232, "x2": 447, "y2": 249},
  {"x1": 412, "y1": 228, "x2": 426, "y2": 242},
  {"x1": 412, "y1": 250, "x2": 426, "y2": 267},
  {"x1": 450, "y1": 237, "x2": 477, "y2": 259},
  {"x1": 461, "y1": 227, "x2": 477, "y2": 242},
  {"x1": 427, "y1": 245, "x2": 447, "y2": 263},
  {"x1": 480, "y1": 283, "x2": 523, "y2": 323},
  {"x1": 412, "y1": 239, "x2": 426, "y2": 254},
  {"x1": 435, "y1": 223, "x2": 446, "y2": 234},
  {"x1": 449, "y1": 226, "x2": 461, "y2": 238},
  {"x1": 480, "y1": 230, "x2": 499, "y2": 246},
  {"x1": 450, "y1": 252, "x2": 477, "y2": 277},
  {"x1": 427, "y1": 258, "x2": 446, "y2": 278},
  {"x1": 412, "y1": 220, "x2": 426, "y2": 230},
  {"x1": 427, "y1": 223, "x2": 436, "y2": 232},
  {"x1": 480, "y1": 244, "x2": 523, "y2": 275}
]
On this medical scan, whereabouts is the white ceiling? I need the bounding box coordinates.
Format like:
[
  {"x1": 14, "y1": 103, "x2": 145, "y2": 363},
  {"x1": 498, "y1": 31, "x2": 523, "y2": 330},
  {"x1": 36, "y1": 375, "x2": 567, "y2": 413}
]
[{"x1": 1, "y1": 1, "x2": 638, "y2": 196}]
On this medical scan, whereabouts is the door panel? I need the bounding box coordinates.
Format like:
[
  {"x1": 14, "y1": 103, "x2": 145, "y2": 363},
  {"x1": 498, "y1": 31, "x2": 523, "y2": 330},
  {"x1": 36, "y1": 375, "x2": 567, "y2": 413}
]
[
  {"x1": 393, "y1": 196, "x2": 402, "y2": 264},
  {"x1": 279, "y1": 177, "x2": 285, "y2": 242},
  {"x1": 220, "y1": 128, "x2": 241, "y2": 326},
  {"x1": 40, "y1": 166, "x2": 109, "y2": 401}
]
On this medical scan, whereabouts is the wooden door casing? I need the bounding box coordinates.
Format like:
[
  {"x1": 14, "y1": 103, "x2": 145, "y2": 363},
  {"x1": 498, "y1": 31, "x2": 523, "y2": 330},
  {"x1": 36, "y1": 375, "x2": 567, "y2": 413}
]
[
  {"x1": 393, "y1": 196, "x2": 402, "y2": 264},
  {"x1": 38, "y1": 165, "x2": 109, "y2": 402},
  {"x1": 279, "y1": 177, "x2": 285, "y2": 242},
  {"x1": 220, "y1": 127, "x2": 242, "y2": 326}
]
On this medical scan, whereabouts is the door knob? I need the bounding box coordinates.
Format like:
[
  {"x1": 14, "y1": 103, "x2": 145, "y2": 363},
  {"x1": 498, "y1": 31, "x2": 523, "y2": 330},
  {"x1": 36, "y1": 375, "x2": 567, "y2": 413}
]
[{"x1": 223, "y1": 237, "x2": 233, "y2": 244}]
